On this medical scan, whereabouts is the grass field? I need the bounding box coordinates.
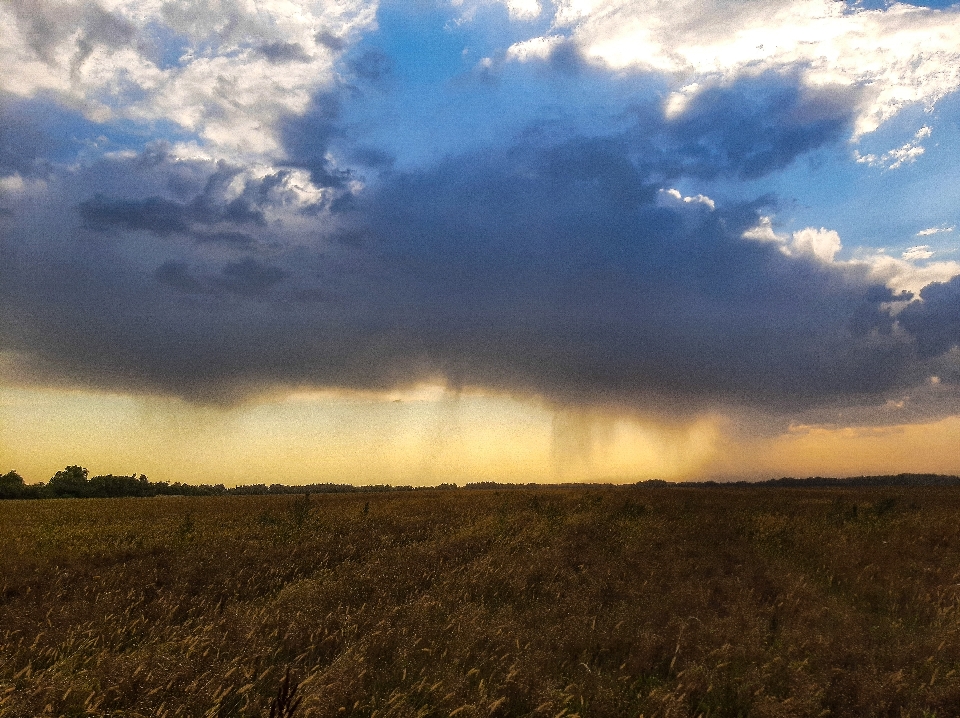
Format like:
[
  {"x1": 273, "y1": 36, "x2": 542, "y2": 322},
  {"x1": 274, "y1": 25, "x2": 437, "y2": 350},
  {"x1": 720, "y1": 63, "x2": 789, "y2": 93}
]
[{"x1": 2, "y1": 487, "x2": 960, "y2": 717}]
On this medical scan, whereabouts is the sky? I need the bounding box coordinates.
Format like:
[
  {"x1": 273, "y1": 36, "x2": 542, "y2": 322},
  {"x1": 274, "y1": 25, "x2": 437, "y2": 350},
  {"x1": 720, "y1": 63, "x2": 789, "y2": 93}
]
[{"x1": 1, "y1": 0, "x2": 959, "y2": 485}]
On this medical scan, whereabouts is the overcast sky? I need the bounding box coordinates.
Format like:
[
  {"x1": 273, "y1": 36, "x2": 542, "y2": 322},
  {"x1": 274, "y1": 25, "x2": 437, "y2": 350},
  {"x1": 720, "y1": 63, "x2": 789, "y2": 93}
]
[{"x1": 1, "y1": 0, "x2": 958, "y2": 484}]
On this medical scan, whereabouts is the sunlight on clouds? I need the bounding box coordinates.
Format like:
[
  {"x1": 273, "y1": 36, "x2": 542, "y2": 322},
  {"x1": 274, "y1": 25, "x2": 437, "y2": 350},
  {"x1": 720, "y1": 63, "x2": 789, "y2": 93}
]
[
  {"x1": 741, "y1": 216, "x2": 781, "y2": 244},
  {"x1": 790, "y1": 227, "x2": 842, "y2": 263},
  {"x1": 663, "y1": 84, "x2": 700, "y2": 119},
  {"x1": 0, "y1": 0, "x2": 378, "y2": 162},
  {"x1": 507, "y1": 0, "x2": 960, "y2": 139},
  {"x1": 283, "y1": 383, "x2": 453, "y2": 404},
  {"x1": 656, "y1": 188, "x2": 716, "y2": 210},
  {"x1": 902, "y1": 245, "x2": 934, "y2": 261},
  {"x1": 860, "y1": 252, "x2": 960, "y2": 296},
  {"x1": 742, "y1": 216, "x2": 960, "y2": 295},
  {"x1": 742, "y1": 220, "x2": 842, "y2": 263},
  {"x1": 582, "y1": 21, "x2": 667, "y2": 71},
  {"x1": 506, "y1": 36, "x2": 564, "y2": 61}
]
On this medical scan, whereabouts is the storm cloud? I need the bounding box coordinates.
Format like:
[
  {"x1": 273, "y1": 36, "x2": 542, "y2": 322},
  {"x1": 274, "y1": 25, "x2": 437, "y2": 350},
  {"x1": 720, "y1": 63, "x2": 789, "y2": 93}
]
[
  {"x1": 900, "y1": 276, "x2": 960, "y2": 360},
  {"x1": 0, "y1": 121, "x2": 941, "y2": 412},
  {"x1": 656, "y1": 75, "x2": 857, "y2": 180}
]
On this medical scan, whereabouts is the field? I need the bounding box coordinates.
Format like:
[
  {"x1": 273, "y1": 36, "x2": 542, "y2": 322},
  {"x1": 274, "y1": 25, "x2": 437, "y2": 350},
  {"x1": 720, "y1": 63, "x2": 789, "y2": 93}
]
[{"x1": 2, "y1": 487, "x2": 960, "y2": 717}]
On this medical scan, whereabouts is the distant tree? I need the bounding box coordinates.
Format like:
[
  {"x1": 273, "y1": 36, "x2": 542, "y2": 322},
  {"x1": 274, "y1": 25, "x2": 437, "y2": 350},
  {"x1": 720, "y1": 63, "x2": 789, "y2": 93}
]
[
  {"x1": 231, "y1": 484, "x2": 270, "y2": 496},
  {"x1": 88, "y1": 473, "x2": 154, "y2": 498},
  {"x1": 152, "y1": 480, "x2": 172, "y2": 494},
  {"x1": 0, "y1": 471, "x2": 27, "y2": 499},
  {"x1": 162, "y1": 482, "x2": 226, "y2": 496},
  {"x1": 47, "y1": 465, "x2": 90, "y2": 498}
]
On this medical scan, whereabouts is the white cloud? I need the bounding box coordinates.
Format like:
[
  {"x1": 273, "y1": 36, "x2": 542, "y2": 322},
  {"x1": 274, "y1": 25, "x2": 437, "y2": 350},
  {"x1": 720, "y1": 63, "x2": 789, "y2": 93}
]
[
  {"x1": 902, "y1": 245, "x2": 934, "y2": 261},
  {"x1": 742, "y1": 215, "x2": 782, "y2": 244},
  {"x1": 855, "y1": 125, "x2": 932, "y2": 170},
  {"x1": 663, "y1": 83, "x2": 700, "y2": 119},
  {"x1": 656, "y1": 187, "x2": 715, "y2": 210},
  {"x1": 0, "y1": 0, "x2": 379, "y2": 162},
  {"x1": 862, "y1": 252, "x2": 960, "y2": 296},
  {"x1": 507, "y1": 0, "x2": 542, "y2": 20},
  {"x1": 0, "y1": 173, "x2": 46, "y2": 197},
  {"x1": 502, "y1": 0, "x2": 960, "y2": 138},
  {"x1": 917, "y1": 225, "x2": 955, "y2": 237},
  {"x1": 742, "y1": 217, "x2": 960, "y2": 295},
  {"x1": 506, "y1": 35, "x2": 564, "y2": 61},
  {"x1": 742, "y1": 220, "x2": 843, "y2": 263},
  {"x1": 790, "y1": 227, "x2": 842, "y2": 263}
]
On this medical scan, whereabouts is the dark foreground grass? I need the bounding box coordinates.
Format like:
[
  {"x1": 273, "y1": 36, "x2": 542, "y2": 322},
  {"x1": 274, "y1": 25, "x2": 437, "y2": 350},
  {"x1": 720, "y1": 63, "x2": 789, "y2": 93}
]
[{"x1": 2, "y1": 487, "x2": 960, "y2": 717}]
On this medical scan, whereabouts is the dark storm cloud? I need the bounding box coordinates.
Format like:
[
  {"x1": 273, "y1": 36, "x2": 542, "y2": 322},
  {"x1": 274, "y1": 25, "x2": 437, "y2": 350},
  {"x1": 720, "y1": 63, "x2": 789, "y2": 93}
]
[
  {"x1": 656, "y1": 74, "x2": 857, "y2": 180},
  {"x1": 279, "y1": 92, "x2": 351, "y2": 189},
  {"x1": 344, "y1": 140, "x2": 910, "y2": 408},
  {"x1": 0, "y1": 139, "x2": 917, "y2": 410},
  {"x1": 214, "y1": 258, "x2": 288, "y2": 297},
  {"x1": 255, "y1": 41, "x2": 311, "y2": 64},
  {"x1": 0, "y1": 70, "x2": 955, "y2": 414},
  {"x1": 79, "y1": 195, "x2": 190, "y2": 235},
  {"x1": 467, "y1": 63, "x2": 857, "y2": 181},
  {"x1": 194, "y1": 230, "x2": 256, "y2": 247},
  {"x1": 154, "y1": 261, "x2": 203, "y2": 293},
  {"x1": 899, "y1": 276, "x2": 960, "y2": 359},
  {"x1": 153, "y1": 258, "x2": 287, "y2": 297},
  {"x1": 0, "y1": 95, "x2": 88, "y2": 176},
  {"x1": 189, "y1": 166, "x2": 267, "y2": 226},
  {"x1": 77, "y1": 163, "x2": 268, "y2": 237}
]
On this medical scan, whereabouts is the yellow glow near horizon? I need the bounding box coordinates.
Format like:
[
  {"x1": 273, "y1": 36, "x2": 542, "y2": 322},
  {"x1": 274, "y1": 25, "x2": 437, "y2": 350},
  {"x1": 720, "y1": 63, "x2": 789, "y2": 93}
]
[
  {"x1": 710, "y1": 417, "x2": 960, "y2": 479},
  {"x1": 1, "y1": 385, "x2": 958, "y2": 485},
  {"x1": 0, "y1": 385, "x2": 721, "y2": 485}
]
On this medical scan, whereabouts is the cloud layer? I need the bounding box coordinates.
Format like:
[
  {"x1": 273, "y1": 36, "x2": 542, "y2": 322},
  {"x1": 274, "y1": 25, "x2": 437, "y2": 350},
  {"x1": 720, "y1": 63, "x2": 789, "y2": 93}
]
[{"x1": 1, "y1": 0, "x2": 959, "y2": 425}]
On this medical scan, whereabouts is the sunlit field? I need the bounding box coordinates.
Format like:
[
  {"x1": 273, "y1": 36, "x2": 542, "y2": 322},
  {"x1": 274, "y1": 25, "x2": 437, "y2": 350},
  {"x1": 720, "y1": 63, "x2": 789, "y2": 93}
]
[{"x1": 3, "y1": 487, "x2": 960, "y2": 717}]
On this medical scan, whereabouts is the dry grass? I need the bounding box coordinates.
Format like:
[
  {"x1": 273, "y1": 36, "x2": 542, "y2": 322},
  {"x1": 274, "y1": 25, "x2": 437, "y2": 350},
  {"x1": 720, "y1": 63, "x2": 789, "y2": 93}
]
[{"x1": 2, "y1": 487, "x2": 960, "y2": 717}]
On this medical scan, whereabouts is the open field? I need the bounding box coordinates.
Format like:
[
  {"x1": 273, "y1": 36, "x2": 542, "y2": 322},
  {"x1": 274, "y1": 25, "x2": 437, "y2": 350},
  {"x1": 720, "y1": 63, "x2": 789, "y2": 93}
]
[{"x1": 2, "y1": 487, "x2": 960, "y2": 717}]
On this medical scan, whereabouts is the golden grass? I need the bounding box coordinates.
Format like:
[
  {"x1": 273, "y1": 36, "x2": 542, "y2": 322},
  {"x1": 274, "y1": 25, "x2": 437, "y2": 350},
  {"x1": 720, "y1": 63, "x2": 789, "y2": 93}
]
[{"x1": 1, "y1": 487, "x2": 960, "y2": 717}]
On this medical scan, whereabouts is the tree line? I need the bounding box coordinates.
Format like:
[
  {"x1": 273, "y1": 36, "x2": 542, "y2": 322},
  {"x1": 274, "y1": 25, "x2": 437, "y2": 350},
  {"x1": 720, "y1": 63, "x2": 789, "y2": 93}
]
[
  {"x1": 4, "y1": 466, "x2": 959, "y2": 500},
  {"x1": 0, "y1": 466, "x2": 457, "y2": 499},
  {"x1": 0, "y1": 466, "x2": 221, "y2": 499}
]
